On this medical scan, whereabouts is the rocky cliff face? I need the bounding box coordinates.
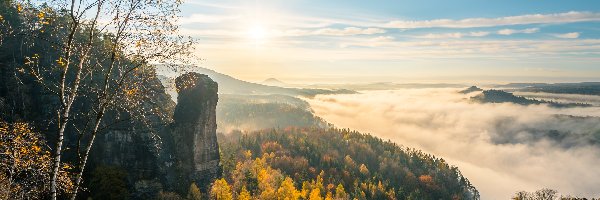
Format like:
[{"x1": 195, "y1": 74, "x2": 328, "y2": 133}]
[
  {"x1": 170, "y1": 72, "x2": 222, "y2": 192},
  {"x1": 89, "y1": 72, "x2": 222, "y2": 196},
  {"x1": 0, "y1": 65, "x2": 222, "y2": 197}
]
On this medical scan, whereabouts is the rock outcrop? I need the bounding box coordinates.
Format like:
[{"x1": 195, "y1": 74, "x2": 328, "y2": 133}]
[
  {"x1": 459, "y1": 86, "x2": 483, "y2": 94},
  {"x1": 89, "y1": 72, "x2": 222, "y2": 196},
  {"x1": 170, "y1": 72, "x2": 222, "y2": 192}
]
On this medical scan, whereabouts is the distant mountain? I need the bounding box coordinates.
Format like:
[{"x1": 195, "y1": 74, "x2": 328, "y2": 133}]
[
  {"x1": 158, "y1": 66, "x2": 356, "y2": 98},
  {"x1": 472, "y1": 90, "x2": 537, "y2": 105},
  {"x1": 495, "y1": 82, "x2": 600, "y2": 96},
  {"x1": 494, "y1": 83, "x2": 550, "y2": 89},
  {"x1": 459, "y1": 86, "x2": 483, "y2": 94},
  {"x1": 310, "y1": 82, "x2": 466, "y2": 91},
  {"x1": 261, "y1": 78, "x2": 287, "y2": 86},
  {"x1": 472, "y1": 90, "x2": 592, "y2": 108}
]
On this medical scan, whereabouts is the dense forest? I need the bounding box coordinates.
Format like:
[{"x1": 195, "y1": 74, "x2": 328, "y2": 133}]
[
  {"x1": 496, "y1": 82, "x2": 600, "y2": 96},
  {"x1": 216, "y1": 94, "x2": 326, "y2": 133},
  {"x1": 511, "y1": 189, "x2": 600, "y2": 200},
  {"x1": 215, "y1": 127, "x2": 479, "y2": 200},
  {"x1": 471, "y1": 90, "x2": 592, "y2": 108}
]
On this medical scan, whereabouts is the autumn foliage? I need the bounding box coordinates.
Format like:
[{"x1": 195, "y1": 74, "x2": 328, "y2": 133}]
[
  {"x1": 217, "y1": 127, "x2": 480, "y2": 200},
  {"x1": 0, "y1": 121, "x2": 73, "y2": 199}
]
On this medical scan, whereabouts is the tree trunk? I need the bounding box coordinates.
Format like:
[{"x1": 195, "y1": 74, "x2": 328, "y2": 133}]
[
  {"x1": 50, "y1": 50, "x2": 89, "y2": 200},
  {"x1": 50, "y1": 109, "x2": 70, "y2": 200},
  {"x1": 70, "y1": 132, "x2": 96, "y2": 200},
  {"x1": 70, "y1": 106, "x2": 105, "y2": 200}
]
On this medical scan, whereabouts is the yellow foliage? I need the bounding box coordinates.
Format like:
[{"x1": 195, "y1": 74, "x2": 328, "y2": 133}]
[
  {"x1": 238, "y1": 187, "x2": 251, "y2": 200},
  {"x1": 259, "y1": 186, "x2": 276, "y2": 200},
  {"x1": 277, "y1": 177, "x2": 300, "y2": 200},
  {"x1": 325, "y1": 192, "x2": 333, "y2": 200},
  {"x1": 309, "y1": 188, "x2": 323, "y2": 200},
  {"x1": 223, "y1": 146, "x2": 371, "y2": 200},
  {"x1": 211, "y1": 178, "x2": 232, "y2": 200},
  {"x1": 124, "y1": 88, "x2": 138, "y2": 96},
  {"x1": 335, "y1": 184, "x2": 347, "y2": 199},
  {"x1": 0, "y1": 121, "x2": 74, "y2": 198},
  {"x1": 315, "y1": 171, "x2": 324, "y2": 191},
  {"x1": 0, "y1": 122, "x2": 50, "y2": 171},
  {"x1": 256, "y1": 166, "x2": 281, "y2": 200},
  {"x1": 56, "y1": 57, "x2": 66, "y2": 67},
  {"x1": 244, "y1": 150, "x2": 252, "y2": 159},
  {"x1": 300, "y1": 181, "x2": 311, "y2": 199},
  {"x1": 359, "y1": 164, "x2": 369, "y2": 175}
]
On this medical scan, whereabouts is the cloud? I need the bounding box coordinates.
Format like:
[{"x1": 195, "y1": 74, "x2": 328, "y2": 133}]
[
  {"x1": 553, "y1": 32, "x2": 580, "y2": 39},
  {"x1": 370, "y1": 36, "x2": 395, "y2": 42},
  {"x1": 417, "y1": 32, "x2": 464, "y2": 39},
  {"x1": 341, "y1": 36, "x2": 395, "y2": 48},
  {"x1": 469, "y1": 31, "x2": 491, "y2": 37},
  {"x1": 310, "y1": 27, "x2": 386, "y2": 36},
  {"x1": 416, "y1": 31, "x2": 491, "y2": 39},
  {"x1": 515, "y1": 92, "x2": 600, "y2": 106},
  {"x1": 179, "y1": 26, "x2": 385, "y2": 38},
  {"x1": 305, "y1": 89, "x2": 600, "y2": 199},
  {"x1": 329, "y1": 39, "x2": 600, "y2": 57},
  {"x1": 179, "y1": 13, "x2": 241, "y2": 24},
  {"x1": 178, "y1": 28, "x2": 240, "y2": 38},
  {"x1": 271, "y1": 27, "x2": 386, "y2": 37},
  {"x1": 384, "y1": 11, "x2": 600, "y2": 29},
  {"x1": 497, "y1": 28, "x2": 540, "y2": 35}
]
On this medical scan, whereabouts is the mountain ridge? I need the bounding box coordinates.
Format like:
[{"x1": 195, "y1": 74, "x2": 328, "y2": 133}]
[{"x1": 157, "y1": 66, "x2": 356, "y2": 98}]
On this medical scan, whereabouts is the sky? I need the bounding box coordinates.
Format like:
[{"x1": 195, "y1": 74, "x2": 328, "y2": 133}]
[{"x1": 179, "y1": 0, "x2": 600, "y2": 83}]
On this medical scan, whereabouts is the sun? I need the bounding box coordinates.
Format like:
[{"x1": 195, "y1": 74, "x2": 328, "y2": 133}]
[
  {"x1": 248, "y1": 25, "x2": 267, "y2": 41},
  {"x1": 246, "y1": 23, "x2": 270, "y2": 47}
]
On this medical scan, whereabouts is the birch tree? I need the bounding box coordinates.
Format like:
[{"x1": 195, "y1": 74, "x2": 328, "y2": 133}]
[{"x1": 4, "y1": 0, "x2": 193, "y2": 199}]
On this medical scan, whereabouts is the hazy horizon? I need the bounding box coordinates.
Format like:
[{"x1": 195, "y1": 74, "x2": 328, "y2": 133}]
[
  {"x1": 158, "y1": 65, "x2": 600, "y2": 85},
  {"x1": 179, "y1": 0, "x2": 600, "y2": 82}
]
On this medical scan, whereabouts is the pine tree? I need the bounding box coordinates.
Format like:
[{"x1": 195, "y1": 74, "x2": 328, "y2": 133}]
[
  {"x1": 309, "y1": 188, "x2": 323, "y2": 200},
  {"x1": 187, "y1": 182, "x2": 201, "y2": 200},
  {"x1": 211, "y1": 179, "x2": 233, "y2": 200},
  {"x1": 334, "y1": 184, "x2": 347, "y2": 199},
  {"x1": 277, "y1": 177, "x2": 300, "y2": 200}
]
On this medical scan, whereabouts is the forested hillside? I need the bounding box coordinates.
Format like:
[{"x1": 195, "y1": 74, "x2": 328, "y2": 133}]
[
  {"x1": 496, "y1": 82, "x2": 600, "y2": 96},
  {"x1": 0, "y1": 1, "x2": 188, "y2": 199},
  {"x1": 217, "y1": 94, "x2": 326, "y2": 133},
  {"x1": 471, "y1": 90, "x2": 592, "y2": 108},
  {"x1": 215, "y1": 127, "x2": 479, "y2": 200}
]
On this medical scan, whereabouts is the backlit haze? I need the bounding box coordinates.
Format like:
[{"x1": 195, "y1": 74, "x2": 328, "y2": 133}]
[
  {"x1": 179, "y1": 0, "x2": 600, "y2": 84},
  {"x1": 175, "y1": 1, "x2": 600, "y2": 199}
]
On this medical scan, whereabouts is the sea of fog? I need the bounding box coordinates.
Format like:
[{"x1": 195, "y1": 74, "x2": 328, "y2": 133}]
[{"x1": 304, "y1": 88, "x2": 600, "y2": 199}]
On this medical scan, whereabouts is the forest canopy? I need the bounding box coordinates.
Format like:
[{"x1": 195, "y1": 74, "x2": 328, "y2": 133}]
[{"x1": 217, "y1": 127, "x2": 479, "y2": 200}]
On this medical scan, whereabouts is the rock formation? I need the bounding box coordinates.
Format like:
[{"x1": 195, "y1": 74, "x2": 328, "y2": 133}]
[
  {"x1": 171, "y1": 72, "x2": 222, "y2": 192},
  {"x1": 90, "y1": 72, "x2": 222, "y2": 196}
]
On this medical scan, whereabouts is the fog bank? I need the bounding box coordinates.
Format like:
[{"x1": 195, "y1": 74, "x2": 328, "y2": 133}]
[{"x1": 305, "y1": 89, "x2": 600, "y2": 199}]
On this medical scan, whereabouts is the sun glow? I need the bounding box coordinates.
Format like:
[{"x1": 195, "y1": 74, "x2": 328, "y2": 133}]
[{"x1": 249, "y1": 26, "x2": 266, "y2": 39}]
